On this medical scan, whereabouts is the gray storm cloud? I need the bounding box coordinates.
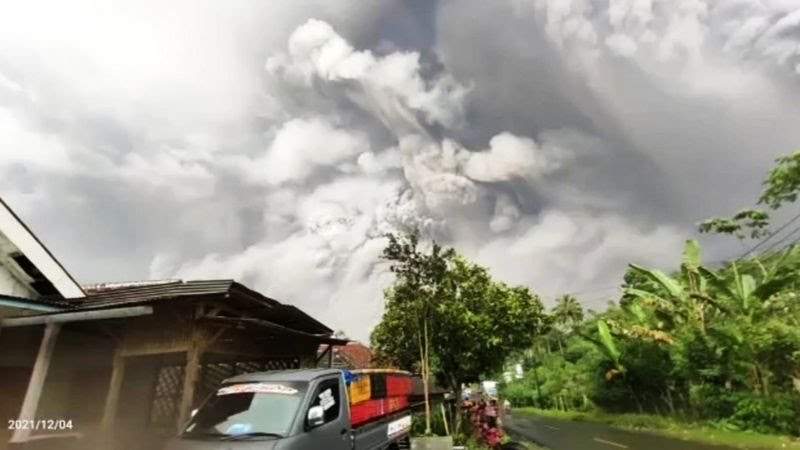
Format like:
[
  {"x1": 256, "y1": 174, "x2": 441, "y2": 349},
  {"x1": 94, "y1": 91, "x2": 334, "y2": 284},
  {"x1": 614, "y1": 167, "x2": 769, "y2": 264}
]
[{"x1": 1, "y1": 0, "x2": 800, "y2": 340}]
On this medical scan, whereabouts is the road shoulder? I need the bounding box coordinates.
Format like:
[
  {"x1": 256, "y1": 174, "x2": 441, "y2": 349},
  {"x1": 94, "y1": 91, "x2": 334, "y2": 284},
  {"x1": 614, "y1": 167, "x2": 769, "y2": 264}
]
[{"x1": 514, "y1": 409, "x2": 800, "y2": 450}]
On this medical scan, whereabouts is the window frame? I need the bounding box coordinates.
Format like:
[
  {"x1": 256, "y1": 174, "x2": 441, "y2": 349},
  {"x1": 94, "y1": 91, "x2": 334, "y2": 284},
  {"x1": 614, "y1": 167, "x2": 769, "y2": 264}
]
[{"x1": 306, "y1": 378, "x2": 341, "y2": 428}]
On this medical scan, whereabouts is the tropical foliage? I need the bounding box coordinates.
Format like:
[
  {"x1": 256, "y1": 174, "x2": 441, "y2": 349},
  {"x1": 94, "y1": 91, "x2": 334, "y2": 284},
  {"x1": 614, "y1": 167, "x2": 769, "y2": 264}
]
[{"x1": 503, "y1": 241, "x2": 800, "y2": 436}]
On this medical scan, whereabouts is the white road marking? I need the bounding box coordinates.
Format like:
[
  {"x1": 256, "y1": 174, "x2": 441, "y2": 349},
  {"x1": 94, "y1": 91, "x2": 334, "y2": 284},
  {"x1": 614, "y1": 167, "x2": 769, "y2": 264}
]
[
  {"x1": 543, "y1": 425, "x2": 560, "y2": 430},
  {"x1": 593, "y1": 437, "x2": 629, "y2": 448}
]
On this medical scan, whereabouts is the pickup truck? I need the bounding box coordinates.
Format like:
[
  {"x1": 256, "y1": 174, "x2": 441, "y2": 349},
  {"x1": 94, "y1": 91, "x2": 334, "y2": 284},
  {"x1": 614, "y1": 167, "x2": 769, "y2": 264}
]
[{"x1": 165, "y1": 368, "x2": 412, "y2": 450}]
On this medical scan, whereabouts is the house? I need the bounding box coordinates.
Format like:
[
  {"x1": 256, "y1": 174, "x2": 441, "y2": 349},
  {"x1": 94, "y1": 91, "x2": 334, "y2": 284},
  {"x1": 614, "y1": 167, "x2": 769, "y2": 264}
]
[
  {"x1": 0, "y1": 198, "x2": 87, "y2": 449},
  {"x1": 0, "y1": 198, "x2": 345, "y2": 450},
  {"x1": 317, "y1": 341, "x2": 374, "y2": 369},
  {"x1": 0, "y1": 197, "x2": 84, "y2": 314}
]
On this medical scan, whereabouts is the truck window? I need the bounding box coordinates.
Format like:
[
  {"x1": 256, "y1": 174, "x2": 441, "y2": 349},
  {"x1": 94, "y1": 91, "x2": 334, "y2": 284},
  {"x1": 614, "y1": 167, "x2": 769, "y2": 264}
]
[
  {"x1": 183, "y1": 381, "x2": 308, "y2": 439},
  {"x1": 309, "y1": 379, "x2": 340, "y2": 424}
]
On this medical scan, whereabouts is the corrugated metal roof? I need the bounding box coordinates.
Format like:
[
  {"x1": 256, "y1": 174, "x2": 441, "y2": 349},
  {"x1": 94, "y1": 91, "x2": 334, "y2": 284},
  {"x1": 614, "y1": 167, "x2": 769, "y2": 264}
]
[
  {"x1": 79, "y1": 279, "x2": 235, "y2": 308},
  {"x1": 267, "y1": 304, "x2": 330, "y2": 334},
  {"x1": 60, "y1": 279, "x2": 333, "y2": 335},
  {"x1": 204, "y1": 316, "x2": 344, "y2": 344},
  {"x1": 82, "y1": 279, "x2": 182, "y2": 292}
]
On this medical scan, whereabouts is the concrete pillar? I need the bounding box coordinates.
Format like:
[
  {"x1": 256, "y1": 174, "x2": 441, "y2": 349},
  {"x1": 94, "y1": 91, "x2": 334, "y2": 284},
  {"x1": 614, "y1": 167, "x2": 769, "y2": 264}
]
[{"x1": 10, "y1": 323, "x2": 62, "y2": 443}]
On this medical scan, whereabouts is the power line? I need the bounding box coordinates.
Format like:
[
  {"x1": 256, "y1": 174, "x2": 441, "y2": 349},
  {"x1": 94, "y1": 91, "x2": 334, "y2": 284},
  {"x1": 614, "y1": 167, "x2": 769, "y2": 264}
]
[
  {"x1": 739, "y1": 210, "x2": 800, "y2": 258},
  {"x1": 775, "y1": 232, "x2": 800, "y2": 253},
  {"x1": 758, "y1": 224, "x2": 800, "y2": 255}
]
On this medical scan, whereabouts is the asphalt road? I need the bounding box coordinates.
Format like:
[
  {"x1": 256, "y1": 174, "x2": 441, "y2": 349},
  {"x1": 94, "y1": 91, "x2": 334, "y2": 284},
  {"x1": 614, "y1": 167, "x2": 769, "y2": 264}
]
[{"x1": 505, "y1": 414, "x2": 740, "y2": 450}]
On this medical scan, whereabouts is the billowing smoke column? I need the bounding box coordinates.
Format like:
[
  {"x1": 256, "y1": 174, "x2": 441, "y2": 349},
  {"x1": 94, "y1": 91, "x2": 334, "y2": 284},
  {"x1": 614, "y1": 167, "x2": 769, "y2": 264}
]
[{"x1": 1, "y1": 0, "x2": 800, "y2": 340}]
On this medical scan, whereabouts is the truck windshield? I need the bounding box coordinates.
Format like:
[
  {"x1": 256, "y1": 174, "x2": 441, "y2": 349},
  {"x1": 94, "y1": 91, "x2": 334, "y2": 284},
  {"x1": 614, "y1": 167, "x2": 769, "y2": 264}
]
[{"x1": 183, "y1": 381, "x2": 308, "y2": 439}]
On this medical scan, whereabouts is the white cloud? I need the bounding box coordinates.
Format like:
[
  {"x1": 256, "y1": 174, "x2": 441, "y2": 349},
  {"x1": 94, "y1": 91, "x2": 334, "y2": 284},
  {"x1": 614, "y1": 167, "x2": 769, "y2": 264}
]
[
  {"x1": 490, "y1": 194, "x2": 522, "y2": 233},
  {"x1": 473, "y1": 209, "x2": 686, "y2": 306},
  {"x1": 357, "y1": 149, "x2": 402, "y2": 175},
  {"x1": 605, "y1": 33, "x2": 639, "y2": 56},
  {"x1": 267, "y1": 18, "x2": 470, "y2": 130},
  {"x1": 0, "y1": 108, "x2": 74, "y2": 171},
  {"x1": 463, "y1": 132, "x2": 557, "y2": 182},
  {"x1": 118, "y1": 151, "x2": 216, "y2": 201},
  {"x1": 155, "y1": 174, "x2": 406, "y2": 334},
  {"x1": 252, "y1": 117, "x2": 370, "y2": 185}
]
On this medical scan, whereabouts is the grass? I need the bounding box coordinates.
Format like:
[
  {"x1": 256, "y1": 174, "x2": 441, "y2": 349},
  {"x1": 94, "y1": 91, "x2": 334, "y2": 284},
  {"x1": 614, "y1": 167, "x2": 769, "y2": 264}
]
[{"x1": 515, "y1": 407, "x2": 800, "y2": 449}]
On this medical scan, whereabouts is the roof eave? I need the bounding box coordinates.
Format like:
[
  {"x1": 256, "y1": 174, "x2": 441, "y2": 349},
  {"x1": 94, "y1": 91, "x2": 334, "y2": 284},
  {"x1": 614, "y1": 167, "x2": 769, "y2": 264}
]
[{"x1": 0, "y1": 198, "x2": 85, "y2": 299}]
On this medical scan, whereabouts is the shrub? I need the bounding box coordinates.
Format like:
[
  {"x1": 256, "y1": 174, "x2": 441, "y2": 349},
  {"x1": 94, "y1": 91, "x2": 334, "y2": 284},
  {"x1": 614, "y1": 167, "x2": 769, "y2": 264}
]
[
  {"x1": 689, "y1": 384, "x2": 738, "y2": 419},
  {"x1": 501, "y1": 382, "x2": 538, "y2": 408},
  {"x1": 728, "y1": 394, "x2": 799, "y2": 436}
]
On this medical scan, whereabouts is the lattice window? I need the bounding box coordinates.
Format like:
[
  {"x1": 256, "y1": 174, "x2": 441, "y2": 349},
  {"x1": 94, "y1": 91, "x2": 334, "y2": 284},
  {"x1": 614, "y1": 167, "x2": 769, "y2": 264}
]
[
  {"x1": 263, "y1": 358, "x2": 300, "y2": 371},
  {"x1": 197, "y1": 358, "x2": 301, "y2": 402},
  {"x1": 149, "y1": 365, "x2": 185, "y2": 427},
  {"x1": 197, "y1": 363, "x2": 234, "y2": 402},
  {"x1": 147, "y1": 358, "x2": 303, "y2": 427}
]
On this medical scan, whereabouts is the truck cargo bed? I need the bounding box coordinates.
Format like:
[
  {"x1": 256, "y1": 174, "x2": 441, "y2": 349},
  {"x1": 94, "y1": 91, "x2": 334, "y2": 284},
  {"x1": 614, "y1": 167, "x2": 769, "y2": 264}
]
[{"x1": 353, "y1": 409, "x2": 412, "y2": 450}]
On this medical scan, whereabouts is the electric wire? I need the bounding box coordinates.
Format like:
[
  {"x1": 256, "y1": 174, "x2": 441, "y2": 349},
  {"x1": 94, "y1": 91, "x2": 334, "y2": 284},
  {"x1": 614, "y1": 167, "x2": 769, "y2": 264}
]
[
  {"x1": 738, "y1": 209, "x2": 800, "y2": 258},
  {"x1": 757, "y1": 223, "x2": 800, "y2": 255}
]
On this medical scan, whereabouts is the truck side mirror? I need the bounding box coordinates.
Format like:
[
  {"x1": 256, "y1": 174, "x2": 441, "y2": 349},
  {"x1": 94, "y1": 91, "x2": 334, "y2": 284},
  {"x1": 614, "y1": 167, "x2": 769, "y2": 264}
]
[{"x1": 307, "y1": 406, "x2": 325, "y2": 428}]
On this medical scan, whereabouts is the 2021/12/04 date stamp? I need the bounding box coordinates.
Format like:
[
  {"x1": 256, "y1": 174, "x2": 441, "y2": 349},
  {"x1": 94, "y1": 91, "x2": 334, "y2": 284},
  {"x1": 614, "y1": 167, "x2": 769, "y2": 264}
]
[{"x1": 8, "y1": 419, "x2": 73, "y2": 431}]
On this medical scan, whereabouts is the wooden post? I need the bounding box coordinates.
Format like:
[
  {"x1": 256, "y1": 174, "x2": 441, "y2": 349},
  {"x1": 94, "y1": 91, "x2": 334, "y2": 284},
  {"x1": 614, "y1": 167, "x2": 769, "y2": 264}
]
[
  {"x1": 176, "y1": 339, "x2": 203, "y2": 434},
  {"x1": 101, "y1": 351, "x2": 126, "y2": 430},
  {"x1": 314, "y1": 344, "x2": 331, "y2": 368},
  {"x1": 10, "y1": 323, "x2": 61, "y2": 443}
]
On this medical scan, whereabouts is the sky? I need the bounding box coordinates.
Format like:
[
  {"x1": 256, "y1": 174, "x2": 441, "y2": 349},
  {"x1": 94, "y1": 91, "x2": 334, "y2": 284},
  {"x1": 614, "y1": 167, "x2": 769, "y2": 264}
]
[{"x1": 2, "y1": 0, "x2": 800, "y2": 341}]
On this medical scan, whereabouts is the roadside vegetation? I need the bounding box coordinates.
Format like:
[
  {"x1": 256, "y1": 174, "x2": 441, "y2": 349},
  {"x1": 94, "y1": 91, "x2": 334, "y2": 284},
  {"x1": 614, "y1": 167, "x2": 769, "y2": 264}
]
[
  {"x1": 515, "y1": 407, "x2": 800, "y2": 449},
  {"x1": 502, "y1": 151, "x2": 800, "y2": 443}
]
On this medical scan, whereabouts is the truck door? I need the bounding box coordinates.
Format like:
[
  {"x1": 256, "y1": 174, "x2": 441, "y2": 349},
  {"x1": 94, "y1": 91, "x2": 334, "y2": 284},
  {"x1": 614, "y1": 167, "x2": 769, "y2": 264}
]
[{"x1": 302, "y1": 377, "x2": 350, "y2": 450}]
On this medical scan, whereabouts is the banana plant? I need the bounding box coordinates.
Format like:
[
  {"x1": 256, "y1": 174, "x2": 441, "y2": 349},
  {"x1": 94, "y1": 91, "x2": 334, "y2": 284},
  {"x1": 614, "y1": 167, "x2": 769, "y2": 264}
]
[
  {"x1": 626, "y1": 241, "x2": 799, "y2": 394},
  {"x1": 623, "y1": 240, "x2": 720, "y2": 336},
  {"x1": 699, "y1": 257, "x2": 797, "y2": 323}
]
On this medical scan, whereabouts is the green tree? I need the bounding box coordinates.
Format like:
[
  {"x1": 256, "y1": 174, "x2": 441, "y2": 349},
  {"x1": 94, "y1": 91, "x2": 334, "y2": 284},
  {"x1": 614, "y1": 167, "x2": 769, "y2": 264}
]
[
  {"x1": 553, "y1": 295, "x2": 584, "y2": 327},
  {"x1": 433, "y1": 257, "x2": 547, "y2": 399},
  {"x1": 373, "y1": 231, "x2": 454, "y2": 434},
  {"x1": 699, "y1": 150, "x2": 800, "y2": 239},
  {"x1": 504, "y1": 239, "x2": 800, "y2": 434},
  {"x1": 609, "y1": 241, "x2": 800, "y2": 426},
  {"x1": 371, "y1": 232, "x2": 548, "y2": 434},
  {"x1": 550, "y1": 295, "x2": 584, "y2": 354}
]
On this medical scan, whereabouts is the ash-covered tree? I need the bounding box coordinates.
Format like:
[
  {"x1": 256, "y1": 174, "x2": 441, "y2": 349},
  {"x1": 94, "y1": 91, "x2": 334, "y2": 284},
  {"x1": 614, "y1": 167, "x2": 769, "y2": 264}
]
[{"x1": 371, "y1": 231, "x2": 548, "y2": 434}]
